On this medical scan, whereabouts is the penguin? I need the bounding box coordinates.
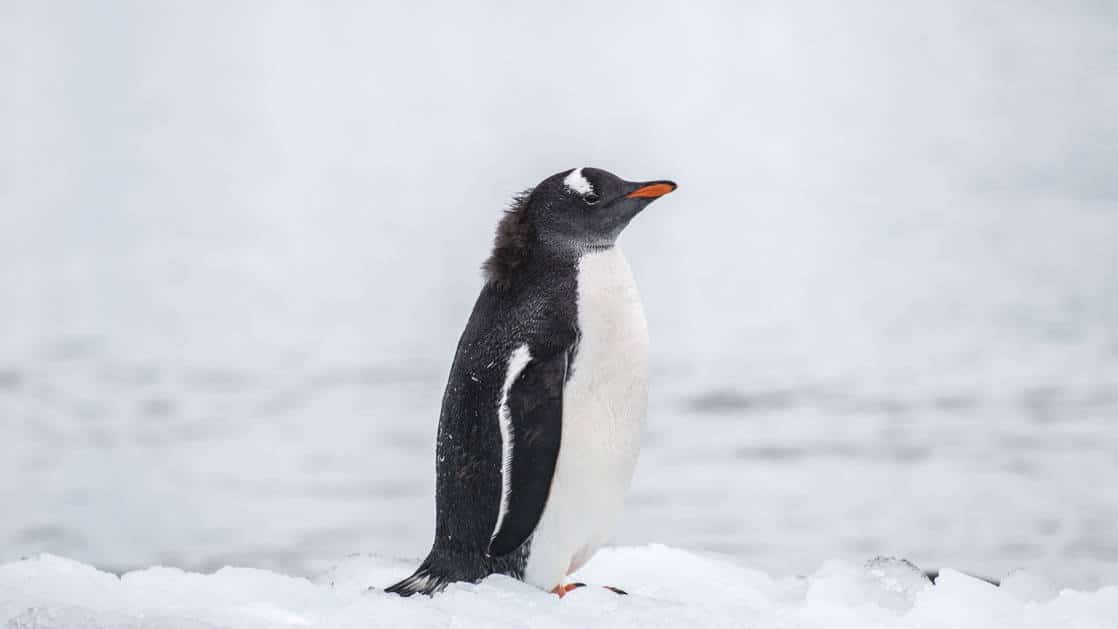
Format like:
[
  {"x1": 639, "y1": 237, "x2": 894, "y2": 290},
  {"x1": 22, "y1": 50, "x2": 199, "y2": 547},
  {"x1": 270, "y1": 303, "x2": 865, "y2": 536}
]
[{"x1": 385, "y1": 167, "x2": 676, "y2": 597}]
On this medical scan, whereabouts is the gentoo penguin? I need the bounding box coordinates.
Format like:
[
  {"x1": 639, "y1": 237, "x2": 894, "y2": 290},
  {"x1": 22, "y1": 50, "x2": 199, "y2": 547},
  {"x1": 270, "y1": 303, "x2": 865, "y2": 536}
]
[{"x1": 385, "y1": 167, "x2": 676, "y2": 597}]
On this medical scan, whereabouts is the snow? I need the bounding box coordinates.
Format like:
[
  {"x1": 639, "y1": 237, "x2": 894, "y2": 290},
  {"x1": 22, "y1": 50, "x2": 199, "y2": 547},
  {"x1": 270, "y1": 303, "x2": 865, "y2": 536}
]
[{"x1": 3, "y1": 547, "x2": 1116, "y2": 629}]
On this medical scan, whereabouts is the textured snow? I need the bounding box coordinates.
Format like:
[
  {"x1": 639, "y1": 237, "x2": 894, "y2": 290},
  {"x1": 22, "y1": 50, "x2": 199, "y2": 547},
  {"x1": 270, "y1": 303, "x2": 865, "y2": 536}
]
[{"x1": 3, "y1": 547, "x2": 1116, "y2": 629}]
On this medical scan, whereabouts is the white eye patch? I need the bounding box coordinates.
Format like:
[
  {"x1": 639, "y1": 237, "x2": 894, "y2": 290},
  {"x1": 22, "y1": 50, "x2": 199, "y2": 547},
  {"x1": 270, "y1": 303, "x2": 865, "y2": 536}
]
[{"x1": 563, "y1": 168, "x2": 594, "y2": 196}]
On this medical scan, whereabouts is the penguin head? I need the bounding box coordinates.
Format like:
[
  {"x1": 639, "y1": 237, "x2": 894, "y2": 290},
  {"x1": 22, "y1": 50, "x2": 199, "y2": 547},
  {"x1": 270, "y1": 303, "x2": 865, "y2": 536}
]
[
  {"x1": 525, "y1": 167, "x2": 677, "y2": 249},
  {"x1": 484, "y1": 167, "x2": 676, "y2": 288}
]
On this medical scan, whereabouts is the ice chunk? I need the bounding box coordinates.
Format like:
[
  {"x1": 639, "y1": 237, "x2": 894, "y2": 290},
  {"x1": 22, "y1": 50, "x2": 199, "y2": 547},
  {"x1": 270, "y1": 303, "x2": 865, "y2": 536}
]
[
  {"x1": 863, "y1": 556, "x2": 935, "y2": 611},
  {"x1": 806, "y1": 556, "x2": 931, "y2": 612}
]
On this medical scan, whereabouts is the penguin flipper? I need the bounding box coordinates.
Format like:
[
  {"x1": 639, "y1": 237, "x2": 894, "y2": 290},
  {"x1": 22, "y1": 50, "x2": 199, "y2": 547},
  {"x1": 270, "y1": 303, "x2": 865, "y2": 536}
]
[{"x1": 487, "y1": 345, "x2": 568, "y2": 558}]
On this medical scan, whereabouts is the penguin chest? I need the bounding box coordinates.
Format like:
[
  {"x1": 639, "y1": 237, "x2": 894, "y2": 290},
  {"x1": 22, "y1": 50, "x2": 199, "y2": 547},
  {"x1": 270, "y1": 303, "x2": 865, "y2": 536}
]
[{"x1": 523, "y1": 246, "x2": 649, "y2": 589}]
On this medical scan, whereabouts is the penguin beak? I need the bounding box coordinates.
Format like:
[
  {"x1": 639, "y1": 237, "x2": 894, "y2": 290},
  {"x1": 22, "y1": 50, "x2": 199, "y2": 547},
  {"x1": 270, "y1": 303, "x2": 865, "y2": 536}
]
[{"x1": 625, "y1": 181, "x2": 677, "y2": 199}]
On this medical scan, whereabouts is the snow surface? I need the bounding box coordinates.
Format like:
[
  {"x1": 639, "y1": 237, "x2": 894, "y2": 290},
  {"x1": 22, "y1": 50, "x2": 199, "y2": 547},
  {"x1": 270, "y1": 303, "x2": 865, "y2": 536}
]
[{"x1": 4, "y1": 546, "x2": 1117, "y2": 629}]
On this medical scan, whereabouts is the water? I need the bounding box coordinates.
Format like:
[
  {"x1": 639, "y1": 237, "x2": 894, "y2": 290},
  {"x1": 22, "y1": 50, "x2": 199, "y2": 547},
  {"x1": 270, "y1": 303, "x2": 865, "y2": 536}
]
[{"x1": 2, "y1": 0, "x2": 1116, "y2": 590}]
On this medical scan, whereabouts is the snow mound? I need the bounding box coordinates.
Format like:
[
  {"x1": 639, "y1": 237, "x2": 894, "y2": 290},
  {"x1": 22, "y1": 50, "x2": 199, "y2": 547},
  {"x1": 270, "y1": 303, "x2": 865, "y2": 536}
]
[{"x1": 2, "y1": 546, "x2": 1116, "y2": 628}]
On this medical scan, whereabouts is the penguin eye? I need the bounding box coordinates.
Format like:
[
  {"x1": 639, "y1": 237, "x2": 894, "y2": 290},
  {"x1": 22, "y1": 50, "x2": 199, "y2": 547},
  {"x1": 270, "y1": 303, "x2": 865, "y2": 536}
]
[{"x1": 584, "y1": 193, "x2": 600, "y2": 205}]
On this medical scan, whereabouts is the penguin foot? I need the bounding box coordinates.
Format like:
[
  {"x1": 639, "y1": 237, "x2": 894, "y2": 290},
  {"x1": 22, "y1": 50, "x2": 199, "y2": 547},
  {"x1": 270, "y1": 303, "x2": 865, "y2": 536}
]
[
  {"x1": 551, "y1": 582, "x2": 586, "y2": 598},
  {"x1": 551, "y1": 583, "x2": 628, "y2": 598}
]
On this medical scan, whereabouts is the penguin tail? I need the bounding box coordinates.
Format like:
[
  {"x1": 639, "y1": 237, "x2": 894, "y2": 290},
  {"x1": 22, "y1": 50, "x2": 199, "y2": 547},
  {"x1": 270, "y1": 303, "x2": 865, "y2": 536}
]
[
  {"x1": 383, "y1": 548, "x2": 515, "y2": 597},
  {"x1": 383, "y1": 564, "x2": 454, "y2": 597}
]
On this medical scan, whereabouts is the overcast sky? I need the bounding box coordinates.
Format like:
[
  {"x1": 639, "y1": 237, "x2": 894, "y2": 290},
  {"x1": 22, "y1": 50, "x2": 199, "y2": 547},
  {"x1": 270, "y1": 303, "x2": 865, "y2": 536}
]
[{"x1": 2, "y1": 0, "x2": 1115, "y2": 387}]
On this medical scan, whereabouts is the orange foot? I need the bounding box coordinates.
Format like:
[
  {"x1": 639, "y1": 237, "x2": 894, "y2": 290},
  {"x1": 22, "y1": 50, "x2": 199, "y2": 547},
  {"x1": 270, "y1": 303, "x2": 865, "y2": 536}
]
[
  {"x1": 551, "y1": 583, "x2": 629, "y2": 597},
  {"x1": 551, "y1": 582, "x2": 586, "y2": 598}
]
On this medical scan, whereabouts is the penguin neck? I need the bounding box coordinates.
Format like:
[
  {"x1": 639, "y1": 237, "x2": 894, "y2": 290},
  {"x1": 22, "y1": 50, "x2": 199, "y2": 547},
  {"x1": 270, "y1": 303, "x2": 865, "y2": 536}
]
[
  {"x1": 537, "y1": 232, "x2": 615, "y2": 259},
  {"x1": 484, "y1": 233, "x2": 612, "y2": 291}
]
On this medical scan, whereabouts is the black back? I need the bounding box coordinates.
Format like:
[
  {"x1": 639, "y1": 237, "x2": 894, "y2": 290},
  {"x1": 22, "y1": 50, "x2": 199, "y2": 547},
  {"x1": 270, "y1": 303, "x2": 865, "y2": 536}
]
[{"x1": 427, "y1": 246, "x2": 579, "y2": 578}]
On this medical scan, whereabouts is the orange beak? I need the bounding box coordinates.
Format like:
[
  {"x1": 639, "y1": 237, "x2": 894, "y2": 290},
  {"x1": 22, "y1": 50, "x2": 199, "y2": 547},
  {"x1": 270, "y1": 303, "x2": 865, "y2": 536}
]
[{"x1": 625, "y1": 182, "x2": 677, "y2": 199}]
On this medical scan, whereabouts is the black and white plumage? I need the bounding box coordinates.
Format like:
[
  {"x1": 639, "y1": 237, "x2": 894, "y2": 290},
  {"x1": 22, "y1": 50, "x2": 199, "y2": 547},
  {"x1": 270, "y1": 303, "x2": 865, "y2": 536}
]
[{"x1": 385, "y1": 167, "x2": 676, "y2": 596}]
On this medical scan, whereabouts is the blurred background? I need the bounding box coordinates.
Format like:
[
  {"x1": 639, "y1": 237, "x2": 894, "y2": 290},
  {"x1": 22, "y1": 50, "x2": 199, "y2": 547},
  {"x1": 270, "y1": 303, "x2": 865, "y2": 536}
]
[{"x1": 2, "y1": 0, "x2": 1117, "y2": 589}]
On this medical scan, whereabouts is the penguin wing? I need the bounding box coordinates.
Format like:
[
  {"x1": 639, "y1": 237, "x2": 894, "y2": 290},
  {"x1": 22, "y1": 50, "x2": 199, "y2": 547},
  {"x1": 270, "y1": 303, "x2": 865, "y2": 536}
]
[{"x1": 486, "y1": 343, "x2": 569, "y2": 558}]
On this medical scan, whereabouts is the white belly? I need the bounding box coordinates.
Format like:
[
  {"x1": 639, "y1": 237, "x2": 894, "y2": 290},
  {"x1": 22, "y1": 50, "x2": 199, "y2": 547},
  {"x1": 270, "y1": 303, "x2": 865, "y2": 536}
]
[{"x1": 523, "y1": 246, "x2": 649, "y2": 590}]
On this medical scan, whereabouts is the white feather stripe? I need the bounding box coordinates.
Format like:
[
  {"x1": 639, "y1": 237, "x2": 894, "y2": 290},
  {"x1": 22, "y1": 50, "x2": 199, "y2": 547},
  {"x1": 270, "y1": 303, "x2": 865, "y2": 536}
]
[
  {"x1": 491, "y1": 344, "x2": 532, "y2": 543},
  {"x1": 563, "y1": 167, "x2": 593, "y2": 195}
]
